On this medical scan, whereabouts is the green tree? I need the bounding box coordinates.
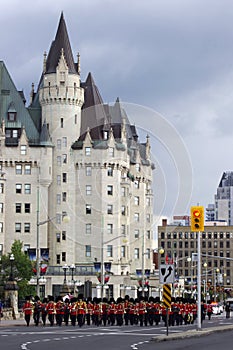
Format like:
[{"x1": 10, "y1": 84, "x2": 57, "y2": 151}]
[{"x1": 0, "y1": 240, "x2": 35, "y2": 300}]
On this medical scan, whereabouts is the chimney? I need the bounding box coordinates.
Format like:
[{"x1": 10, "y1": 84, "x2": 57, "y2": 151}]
[{"x1": 162, "y1": 219, "x2": 167, "y2": 226}]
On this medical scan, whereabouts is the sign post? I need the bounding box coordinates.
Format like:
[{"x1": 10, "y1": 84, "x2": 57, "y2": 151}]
[{"x1": 162, "y1": 284, "x2": 172, "y2": 336}]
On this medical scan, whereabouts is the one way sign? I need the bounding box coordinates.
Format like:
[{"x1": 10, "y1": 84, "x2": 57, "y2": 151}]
[{"x1": 159, "y1": 264, "x2": 175, "y2": 284}]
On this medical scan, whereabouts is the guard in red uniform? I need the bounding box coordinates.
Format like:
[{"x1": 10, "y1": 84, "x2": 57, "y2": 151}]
[
  {"x1": 41, "y1": 297, "x2": 48, "y2": 326},
  {"x1": 86, "y1": 299, "x2": 93, "y2": 326},
  {"x1": 55, "y1": 296, "x2": 64, "y2": 326},
  {"x1": 138, "y1": 299, "x2": 146, "y2": 327},
  {"x1": 46, "y1": 295, "x2": 56, "y2": 326},
  {"x1": 116, "y1": 298, "x2": 124, "y2": 326},
  {"x1": 23, "y1": 297, "x2": 33, "y2": 326},
  {"x1": 108, "y1": 299, "x2": 116, "y2": 326},
  {"x1": 69, "y1": 298, "x2": 77, "y2": 326},
  {"x1": 76, "y1": 295, "x2": 86, "y2": 327}
]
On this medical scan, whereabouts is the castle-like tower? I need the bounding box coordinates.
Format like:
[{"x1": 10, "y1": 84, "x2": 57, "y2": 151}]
[{"x1": 0, "y1": 13, "x2": 155, "y2": 298}]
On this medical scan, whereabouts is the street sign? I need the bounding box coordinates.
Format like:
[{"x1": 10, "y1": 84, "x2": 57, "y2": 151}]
[
  {"x1": 159, "y1": 264, "x2": 175, "y2": 284},
  {"x1": 163, "y1": 284, "x2": 172, "y2": 309}
]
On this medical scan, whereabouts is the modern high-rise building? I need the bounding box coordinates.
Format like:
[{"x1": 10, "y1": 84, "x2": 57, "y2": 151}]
[
  {"x1": 214, "y1": 171, "x2": 233, "y2": 225},
  {"x1": 0, "y1": 13, "x2": 155, "y2": 298}
]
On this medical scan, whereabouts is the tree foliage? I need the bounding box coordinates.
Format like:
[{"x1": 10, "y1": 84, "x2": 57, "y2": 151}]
[{"x1": 0, "y1": 240, "x2": 35, "y2": 300}]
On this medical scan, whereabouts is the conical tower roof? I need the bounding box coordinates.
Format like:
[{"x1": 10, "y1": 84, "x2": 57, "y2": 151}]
[{"x1": 45, "y1": 12, "x2": 77, "y2": 74}]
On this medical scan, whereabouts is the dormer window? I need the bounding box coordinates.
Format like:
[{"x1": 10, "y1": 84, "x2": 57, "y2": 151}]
[
  {"x1": 103, "y1": 131, "x2": 108, "y2": 140},
  {"x1": 60, "y1": 71, "x2": 65, "y2": 85},
  {"x1": 7, "y1": 102, "x2": 17, "y2": 121}
]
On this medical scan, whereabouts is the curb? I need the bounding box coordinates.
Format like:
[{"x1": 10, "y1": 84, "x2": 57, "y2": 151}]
[{"x1": 151, "y1": 324, "x2": 233, "y2": 342}]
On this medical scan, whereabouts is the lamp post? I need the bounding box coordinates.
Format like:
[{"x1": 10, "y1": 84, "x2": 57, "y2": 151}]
[
  {"x1": 203, "y1": 262, "x2": 208, "y2": 304},
  {"x1": 62, "y1": 264, "x2": 69, "y2": 284},
  {"x1": 70, "y1": 264, "x2": 75, "y2": 293},
  {"x1": 36, "y1": 186, "x2": 70, "y2": 297},
  {"x1": 214, "y1": 268, "x2": 219, "y2": 302},
  {"x1": 9, "y1": 253, "x2": 14, "y2": 281}
]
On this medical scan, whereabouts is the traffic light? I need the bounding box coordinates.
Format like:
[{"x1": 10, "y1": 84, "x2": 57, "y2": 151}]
[{"x1": 190, "y1": 206, "x2": 204, "y2": 232}]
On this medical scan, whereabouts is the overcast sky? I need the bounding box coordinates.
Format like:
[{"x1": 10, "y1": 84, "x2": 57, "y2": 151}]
[{"x1": 1, "y1": 0, "x2": 233, "y2": 222}]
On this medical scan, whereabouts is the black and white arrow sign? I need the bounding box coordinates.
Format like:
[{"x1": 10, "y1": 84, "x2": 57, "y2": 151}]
[{"x1": 159, "y1": 264, "x2": 175, "y2": 284}]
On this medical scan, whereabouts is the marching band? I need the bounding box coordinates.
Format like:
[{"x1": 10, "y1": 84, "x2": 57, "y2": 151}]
[{"x1": 22, "y1": 295, "x2": 203, "y2": 327}]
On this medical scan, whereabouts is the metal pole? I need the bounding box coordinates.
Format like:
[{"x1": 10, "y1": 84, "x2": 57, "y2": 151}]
[
  {"x1": 197, "y1": 231, "x2": 201, "y2": 330},
  {"x1": 36, "y1": 185, "x2": 40, "y2": 297},
  {"x1": 101, "y1": 215, "x2": 104, "y2": 299}
]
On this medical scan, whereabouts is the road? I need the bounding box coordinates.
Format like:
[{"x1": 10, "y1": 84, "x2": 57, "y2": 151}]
[{"x1": 0, "y1": 314, "x2": 232, "y2": 350}]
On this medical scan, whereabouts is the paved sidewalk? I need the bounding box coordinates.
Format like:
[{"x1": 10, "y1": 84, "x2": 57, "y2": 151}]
[
  {"x1": 151, "y1": 324, "x2": 233, "y2": 342},
  {"x1": 0, "y1": 319, "x2": 25, "y2": 327}
]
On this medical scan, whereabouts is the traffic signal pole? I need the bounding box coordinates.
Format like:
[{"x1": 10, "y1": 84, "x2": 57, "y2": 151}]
[
  {"x1": 197, "y1": 230, "x2": 201, "y2": 330},
  {"x1": 190, "y1": 206, "x2": 204, "y2": 331}
]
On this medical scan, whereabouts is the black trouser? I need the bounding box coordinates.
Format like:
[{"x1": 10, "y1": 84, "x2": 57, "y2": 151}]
[
  {"x1": 116, "y1": 314, "x2": 123, "y2": 326},
  {"x1": 124, "y1": 313, "x2": 129, "y2": 325},
  {"x1": 25, "y1": 314, "x2": 30, "y2": 326},
  {"x1": 64, "y1": 312, "x2": 70, "y2": 326},
  {"x1": 56, "y1": 313, "x2": 63, "y2": 326},
  {"x1": 77, "y1": 314, "x2": 84, "y2": 327},
  {"x1": 148, "y1": 313, "x2": 154, "y2": 325},
  {"x1": 109, "y1": 313, "x2": 115, "y2": 325},
  {"x1": 70, "y1": 314, "x2": 76, "y2": 326},
  {"x1": 33, "y1": 312, "x2": 40, "y2": 326},
  {"x1": 139, "y1": 314, "x2": 144, "y2": 327},
  {"x1": 102, "y1": 313, "x2": 108, "y2": 326},
  {"x1": 48, "y1": 314, "x2": 54, "y2": 326},
  {"x1": 41, "y1": 312, "x2": 47, "y2": 326}
]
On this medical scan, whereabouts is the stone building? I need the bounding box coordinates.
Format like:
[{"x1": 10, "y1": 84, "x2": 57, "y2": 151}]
[
  {"x1": 0, "y1": 13, "x2": 155, "y2": 298},
  {"x1": 158, "y1": 219, "x2": 233, "y2": 294}
]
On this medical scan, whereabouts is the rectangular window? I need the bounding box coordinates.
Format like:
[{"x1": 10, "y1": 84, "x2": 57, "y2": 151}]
[
  {"x1": 121, "y1": 205, "x2": 126, "y2": 216},
  {"x1": 121, "y1": 246, "x2": 126, "y2": 258},
  {"x1": 15, "y1": 223, "x2": 21, "y2": 233},
  {"x1": 134, "y1": 213, "x2": 139, "y2": 222},
  {"x1": 62, "y1": 137, "x2": 67, "y2": 147},
  {"x1": 146, "y1": 230, "x2": 150, "y2": 239},
  {"x1": 0, "y1": 222, "x2": 3, "y2": 233},
  {"x1": 57, "y1": 139, "x2": 61, "y2": 149},
  {"x1": 121, "y1": 224, "x2": 126, "y2": 235},
  {"x1": 57, "y1": 156, "x2": 62, "y2": 166},
  {"x1": 62, "y1": 231, "x2": 66, "y2": 240},
  {"x1": 62, "y1": 173, "x2": 67, "y2": 183},
  {"x1": 20, "y1": 145, "x2": 27, "y2": 155},
  {"x1": 86, "y1": 185, "x2": 92, "y2": 195},
  {"x1": 16, "y1": 203, "x2": 22, "y2": 213},
  {"x1": 24, "y1": 223, "x2": 30, "y2": 233},
  {"x1": 109, "y1": 147, "x2": 114, "y2": 157},
  {"x1": 107, "y1": 204, "x2": 113, "y2": 214},
  {"x1": 24, "y1": 164, "x2": 31, "y2": 174},
  {"x1": 85, "y1": 147, "x2": 91, "y2": 156},
  {"x1": 57, "y1": 194, "x2": 61, "y2": 205},
  {"x1": 136, "y1": 163, "x2": 140, "y2": 172},
  {"x1": 134, "y1": 248, "x2": 139, "y2": 259},
  {"x1": 24, "y1": 184, "x2": 31, "y2": 194},
  {"x1": 57, "y1": 175, "x2": 61, "y2": 185},
  {"x1": 134, "y1": 229, "x2": 139, "y2": 239},
  {"x1": 62, "y1": 154, "x2": 67, "y2": 163},
  {"x1": 56, "y1": 233, "x2": 61, "y2": 243},
  {"x1": 16, "y1": 164, "x2": 22, "y2": 174},
  {"x1": 62, "y1": 252, "x2": 66, "y2": 261},
  {"x1": 0, "y1": 203, "x2": 3, "y2": 213},
  {"x1": 85, "y1": 245, "x2": 91, "y2": 257},
  {"x1": 107, "y1": 224, "x2": 113, "y2": 234},
  {"x1": 57, "y1": 254, "x2": 61, "y2": 264},
  {"x1": 62, "y1": 192, "x2": 67, "y2": 202},
  {"x1": 86, "y1": 204, "x2": 91, "y2": 214},
  {"x1": 16, "y1": 184, "x2": 22, "y2": 193},
  {"x1": 86, "y1": 166, "x2": 92, "y2": 176},
  {"x1": 86, "y1": 223, "x2": 92, "y2": 234},
  {"x1": 121, "y1": 187, "x2": 126, "y2": 197},
  {"x1": 61, "y1": 118, "x2": 64, "y2": 128},
  {"x1": 146, "y1": 214, "x2": 150, "y2": 223},
  {"x1": 134, "y1": 196, "x2": 139, "y2": 206},
  {"x1": 134, "y1": 180, "x2": 139, "y2": 189},
  {"x1": 0, "y1": 183, "x2": 4, "y2": 194},
  {"x1": 24, "y1": 203, "x2": 31, "y2": 213},
  {"x1": 146, "y1": 197, "x2": 150, "y2": 206},
  {"x1": 107, "y1": 185, "x2": 113, "y2": 195},
  {"x1": 107, "y1": 245, "x2": 113, "y2": 257},
  {"x1": 107, "y1": 166, "x2": 113, "y2": 176},
  {"x1": 146, "y1": 248, "x2": 150, "y2": 259}
]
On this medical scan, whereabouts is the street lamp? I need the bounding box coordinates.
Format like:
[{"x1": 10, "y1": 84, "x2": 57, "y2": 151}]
[
  {"x1": 62, "y1": 264, "x2": 69, "y2": 284},
  {"x1": 9, "y1": 253, "x2": 14, "y2": 281},
  {"x1": 36, "y1": 185, "x2": 70, "y2": 296},
  {"x1": 203, "y1": 262, "x2": 208, "y2": 303},
  {"x1": 70, "y1": 264, "x2": 75, "y2": 293},
  {"x1": 214, "y1": 268, "x2": 219, "y2": 302}
]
